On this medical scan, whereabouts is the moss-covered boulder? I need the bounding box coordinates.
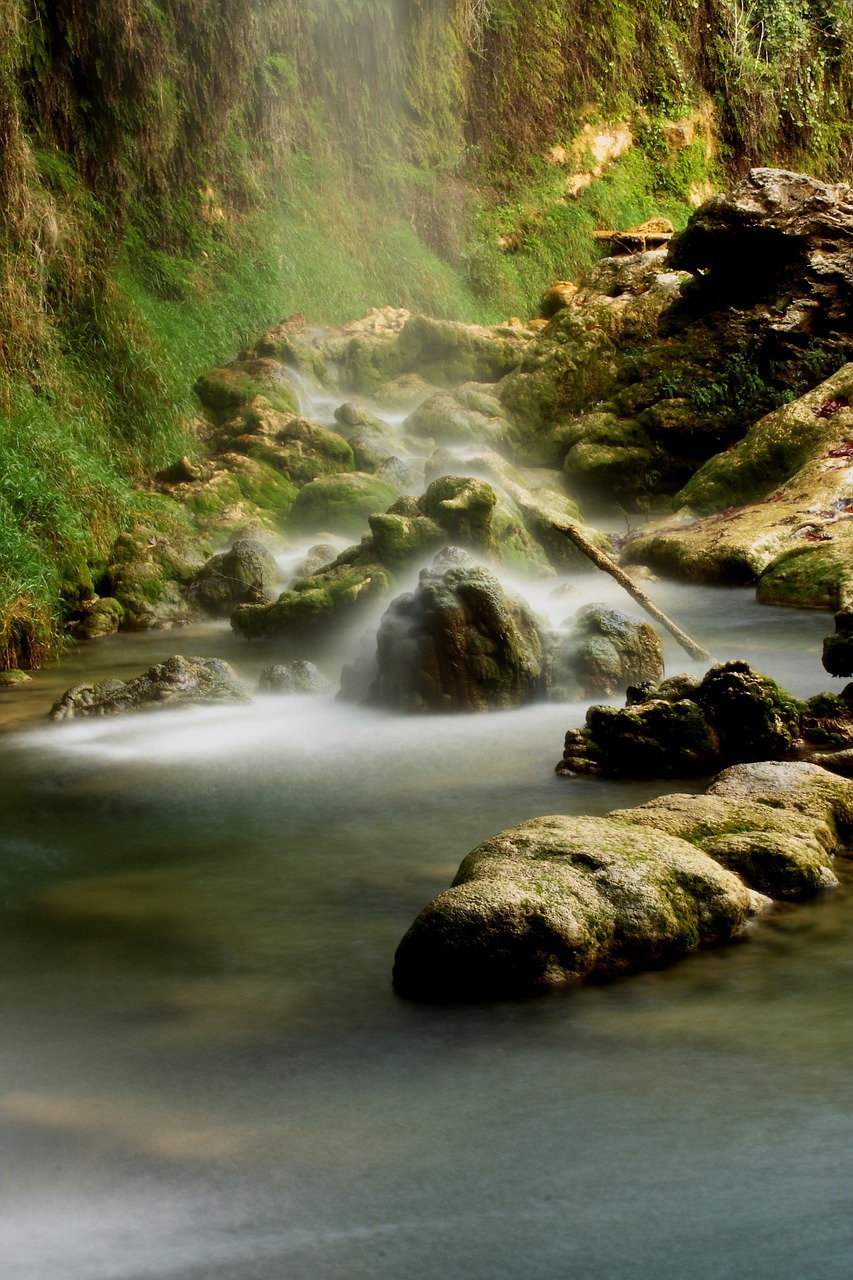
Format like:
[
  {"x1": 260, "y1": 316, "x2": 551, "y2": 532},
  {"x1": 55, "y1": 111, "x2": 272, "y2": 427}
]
[
  {"x1": 552, "y1": 604, "x2": 664, "y2": 700},
  {"x1": 50, "y1": 655, "x2": 251, "y2": 720},
  {"x1": 367, "y1": 509, "x2": 447, "y2": 571},
  {"x1": 232, "y1": 551, "x2": 394, "y2": 641},
  {"x1": 192, "y1": 538, "x2": 279, "y2": 616},
  {"x1": 194, "y1": 359, "x2": 299, "y2": 415},
  {"x1": 237, "y1": 418, "x2": 355, "y2": 490},
  {"x1": 394, "y1": 314, "x2": 531, "y2": 386},
  {"x1": 608, "y1": 780, "x2": 840, "y2": 901},
  {"x1": 286, "y1": 471, "x2": 400, "y2": 538},
  {"x1": 392, "y1": 814, "x2": 756, "y2": 1000},
  {"x1": 622, "y1": 365, "x2": 853, "y2": 600},
  {"x1": 364, "y1": 559, "x2": 548, "y2": 712},
  {"x1": 557, "y1": 661, "x2": 803, "y2": 778},
  {"x1": 419, "y1": 475, "x2": 496, "y2": 550},
  {"x1": 75, "y1": 596, "x2": 125, "y2": 640}
]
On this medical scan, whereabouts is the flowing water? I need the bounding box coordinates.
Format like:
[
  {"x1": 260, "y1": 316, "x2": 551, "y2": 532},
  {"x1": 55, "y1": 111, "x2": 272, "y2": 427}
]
[{"x1": 1, "y1": 579, "x2": 852, "y2": 1279}]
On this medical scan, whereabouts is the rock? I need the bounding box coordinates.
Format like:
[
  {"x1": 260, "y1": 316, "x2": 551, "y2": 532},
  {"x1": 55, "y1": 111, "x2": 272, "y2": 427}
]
[
  {"x1": 668, "y1": 168, "x2": 853, "y2": 354},
  {"x1": 419, "y1": 475, "x2": 496, "y2": 551},
  {"x1": 393, "y1": 756, "x2": 853, "y2": 1001},
  {"x1": 291, "y1": 543, "x2": 340, "y2": 579},
  {"x1": 75, "y1": 596, "x2": 125, "y2": 640},
  {"x1": 607, "y1": 770, "x2": 842, "y2": 901},
  {"x1": 106, "y1": 507, "x2": 212, "y2": 629},
  {"x1": 286, "y1": 471, "x2": 401, "y2": 538},
  {"x1": 822, "y1": 606, "x2": 853, "y2": 677},
  {"x1": 620, "y1": 365, "x2": 853, "y2": 601},
  {"x1": 154, "y1": 456, "x2": 209, "y2": 485},
  {"x1": 365, "y1": 559, "x2": 548, "y2": 712},
  {"x1": 556, "y1": 661, "x2": 803, "y2": 778},
  {"x1": 232, "y1": 552, "x2": 394, "y2": 641},
  {"x1": 392, "y1": 813, "x2": 756, "y2": 1000},
  {"x1": 257, "y1": 661, "x2": 334, "y2": 694},
  {"x1": 552, "y1": 604, "x2": 664, "y2": 700},
  {"x1": 192, "y1": 539, "x2": 279, "y2": 616},
  {"x1": 194, "y1": 361, "x2": 299, "y2": 415},
  {"x1": 403, "y1": 383, "x2": 510, "y2": 446},
  {"x1": 0, "y1": 669, "x2": 33, "y2": 687},
  {"x1": 50, "y1": 656, "x2": 251, "y2": 720}
]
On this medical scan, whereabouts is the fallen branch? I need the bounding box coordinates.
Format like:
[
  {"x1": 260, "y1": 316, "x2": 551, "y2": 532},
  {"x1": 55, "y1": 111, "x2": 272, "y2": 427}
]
[{"x1": 552, "y1": 521, "x2": 712, "y2": 662}]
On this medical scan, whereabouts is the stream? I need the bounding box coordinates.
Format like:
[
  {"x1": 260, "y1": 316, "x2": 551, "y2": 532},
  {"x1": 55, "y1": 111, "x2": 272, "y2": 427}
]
[{"x1": 1, "y1": 578, "x2": 852, "y2": 1279}]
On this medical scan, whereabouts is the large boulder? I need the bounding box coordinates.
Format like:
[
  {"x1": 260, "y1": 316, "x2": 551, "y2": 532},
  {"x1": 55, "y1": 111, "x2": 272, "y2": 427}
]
[
  {"x1": 392, "y1": 814, "x2": 757, "y2": 1000},
  {"x1": 393, "y1": 757, "x2": 853, "y2": 1001},
  {"x1": 365, "y1": 557, "x2": 548, "y2": 712},
  {"x1": 50, "y1": 656, "x2": 251, "y2": 720},
  {"x1": 622, "y1": 362, "x2": 853, "y2": 600}
]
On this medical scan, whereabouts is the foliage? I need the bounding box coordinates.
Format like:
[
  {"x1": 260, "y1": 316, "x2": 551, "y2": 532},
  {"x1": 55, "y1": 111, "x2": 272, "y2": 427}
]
[{"x1": 2, "y1": 0, "x2": 853, "y2": 660}]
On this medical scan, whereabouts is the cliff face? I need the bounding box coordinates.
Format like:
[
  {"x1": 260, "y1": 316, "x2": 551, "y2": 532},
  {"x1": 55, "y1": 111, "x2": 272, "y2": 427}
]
[{"x1": 2, "y1": 0, "x2": 853, "y2": 661}]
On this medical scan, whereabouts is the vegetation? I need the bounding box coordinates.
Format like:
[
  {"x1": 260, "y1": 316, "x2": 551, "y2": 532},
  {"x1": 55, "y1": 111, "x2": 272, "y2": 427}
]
[{"x1": 2, "y1": 0, "x2": 853, "y2": 661}]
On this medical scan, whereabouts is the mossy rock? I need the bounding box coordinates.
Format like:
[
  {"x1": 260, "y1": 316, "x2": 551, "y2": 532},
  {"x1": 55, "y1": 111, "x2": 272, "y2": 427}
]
[
  {"x1": 222, "y1": 452, "x2": 298, "y2": 524},
  {"x1": 553, "y1": 604, "x2": 664, "y2": 700},
  {"x1": 106, "y1": 508, "x2": 212, "y2": 629},
  {"x1": 419, "y1": 475, "x2": 496, "y2": 551},
  {"x1": 403, "y1": 384, "x2": 510, "y2": 445},
  {"x1": 193, "y1": 539, "x2": 279, "y2": 616},
  {"x1": 195, "y1": 360, "x2": 300, "y2": 416},
  {"x1": 248, "y1": 417, "x2": 355, "y2": 488},
  {"x1": 0, "y1": 669, "x2": 33, "y2": 687},
  {"x1": 608, "y1": 790, "x2": 837, "y2": 901},
  {"x1": 674, "y1": 364, "x2": 853, "y2": 515},
  {"x1": 758, "y1": 546, "x2": 853, "y2": 610},
  {"x1": 50, "y1": 655, "x2": 251, "y2": 720},
  {"x1": 395, "y1": 315, "x2": 529, "y2": 386},
  {"x1": 367, "y1": 560, "x2": 548, "y2": 712},
  {"x1": 286, "y1": 471, "x2": 400, "y2": 538},
  {"x1": 564, "y1": 441, "x2": 657, "y2": 500},
  {"x1": 76, "y1": 596, "x2": 125, "y2": 640},
  {"x1": 392, "y1": 814, "x2": 755, "y2": 1001},
  {"x1": 232, "y1": 556, "x2": 394, "y2": 640},
  {"x1": 368, "y1": 511, "x2": 447, "y2": 571},
  {"x1": 822, "y1": 605, "x2": 853, "y2": 678},
  {"x1": 257, "y1": 661, "x2": 334, "y2": 695}
]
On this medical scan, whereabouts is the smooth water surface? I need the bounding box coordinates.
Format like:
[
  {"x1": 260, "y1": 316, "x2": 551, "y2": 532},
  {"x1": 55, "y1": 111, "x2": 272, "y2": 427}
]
[{"x1": 1, "y1": 584, "x2": 851, "y2": 1279}]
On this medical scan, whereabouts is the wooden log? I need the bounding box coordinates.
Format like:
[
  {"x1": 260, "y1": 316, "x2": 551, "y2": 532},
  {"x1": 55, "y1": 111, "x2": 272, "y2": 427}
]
[{"x1": 552, "y1": 521, "x2": 712, "y2": 662}]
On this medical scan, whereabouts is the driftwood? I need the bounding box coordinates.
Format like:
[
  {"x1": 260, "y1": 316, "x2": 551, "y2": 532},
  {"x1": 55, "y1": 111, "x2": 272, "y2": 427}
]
[
  {"x1": 552, "y1": 521, "x2": 711, "y2": 662},
  {"x1": 592, "y1": 216, "x2": 674, "y2": 256}
]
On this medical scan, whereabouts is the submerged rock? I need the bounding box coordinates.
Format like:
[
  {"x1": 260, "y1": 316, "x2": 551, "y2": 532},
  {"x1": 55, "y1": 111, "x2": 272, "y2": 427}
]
[
  {"x1": 393, "y1": 813, "x2": 757, "y2": 1000},
  {"x1": 50, "y1": 656, "x2": 251, "y2": 720},
  {"x1": 366, "y1": 559, "x2": 548, "y2": 712}
]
